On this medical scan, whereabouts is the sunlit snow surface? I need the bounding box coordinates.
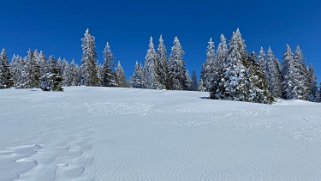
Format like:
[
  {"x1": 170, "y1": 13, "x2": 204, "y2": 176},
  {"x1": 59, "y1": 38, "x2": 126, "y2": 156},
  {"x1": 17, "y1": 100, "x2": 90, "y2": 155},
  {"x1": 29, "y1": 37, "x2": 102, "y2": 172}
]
[{"x1": 1, "y1": 87, "x2": 321, "y2": 181}]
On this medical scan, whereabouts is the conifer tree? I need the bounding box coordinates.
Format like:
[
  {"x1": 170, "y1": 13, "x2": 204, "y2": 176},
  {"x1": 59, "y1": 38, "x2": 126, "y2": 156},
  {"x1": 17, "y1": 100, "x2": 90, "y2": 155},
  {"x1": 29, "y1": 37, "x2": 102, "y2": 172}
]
[
  {"x1": 37, "y1": 51, "x2": 47, "y2": 78},
  {"x1": 266, "y1": 47, "x2": 282, "y2": 98},
  {"x1": 102, "y1": 42, "x2": 117, "y2": 87},
  {"x1": 282, "y1": 45, "x2": 303, "y2": 99},
  {"x1": 168, "y1": 37, "x2": 188, "y2": 90},
  {"x1": 294, "y1": 46, "x2": 309, "y2": 99},
  {"x1": 63, "y1": 61, "x2": 73, "y2": 86},
  {"x1": 234, "y1": 28, "x2": 247, "y2": 59},
  {"x1": 191, "y1": 70, "x2": 198, "y2": 91},
  {"x1": 0, "y1": 49, "x2": 14, "y2": 88},
  {"x1": 210, "y1": 34, "x2": 228, "y2": 99},
  {"x1": 307, "y1": 65, "x2": 318, "y2": 102},
  {"x1": 217, "y1": 34, "x2": 228, "y2": 64},
  {"x1": 81, "y1": 29, "x2": 99, "y2": 86},
  {"x1": 221, "y1": 32, "x2": 246, "y2": 101},
  {"x1": 245, "y1": 52, "x2": 273, "y2": 103},
  {"x1": 48, "y1": 56, "x2": 57, "y2": 74},
  {"x1": 130, "y1": 61, "x2": 145, "y2": 88},
  {"x1": 201, "y1": 38, "x2": 216, "y2": 91},
  {"x1": 317, "y1": 83, "x2": 321, "y2": 102},
  {"x1": 114, "y1": 61, "x2": 127, "y2": 87},
  {"x1": 27, "y1": 49, "x2": 40, "y2": 88},
  {"x1": 11, "y1": 55, "x2": 23, "y2": 87},
  {"x1": 258, "y1": 47, "x2": 268, "y2": 75},
  {"x1": 144, "y1": 37, "x2": 160, "y2": 89},
  {"x1": 156, "y1": 35, "x2": 168, "y2": 89},
  {"x1": 185, "y1": 71, "x2": 192, "y2": 91}
]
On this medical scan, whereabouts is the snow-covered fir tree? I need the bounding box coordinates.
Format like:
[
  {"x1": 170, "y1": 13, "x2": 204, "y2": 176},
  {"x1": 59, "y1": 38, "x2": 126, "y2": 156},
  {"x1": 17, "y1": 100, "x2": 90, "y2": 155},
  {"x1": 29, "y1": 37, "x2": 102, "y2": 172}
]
[
  {"x1": 307, "y1": 64, "x2": 318, "y2": 102},
  {"x1": 37, "y1": 51, "x2": 47, "y2": 78},
  {"x1": 258, "y1": 47, "x2": 268, "y2": 75},
  {"x1": 220, "y1": 32, "x2": 246, "y2": 101},
  {"x1": 168, "y1": 37, "x2": 188, "y2": 90},
  {"x1": 130, "y1": 61, "x2": 145, "y2": 88},
  {"x1": 0, "y1": 49, "x2": 14, "y2": 88},
  {"x1": 81, "y1": 29, "x2": 99, "y2": 86},
  {"x1": 144, "y1": 37, "x2": 160, "y2": 89},
  {"x1": 40, "y1": 64, "x2": 63, "y2": 92},
  {"x1": 63, "y1": 61, "x2": 73, "y2": 86},
  {"x1": 266, "y1": 47, "x2": 283, "y2": 98},
  {"x1": 56, "y1": 58, "x2": 67, "y2": 77},
  {"x1": 282, "y1": 45, "x2": 305, "y2": 99},
  {"x1": 191, "y1": 71, "x2": 198, "y2": 91},
  {"x1": 217, "y1": 34, "x2": 228, "y2": 64},
  {"x1": 11, "y1": 55, "x2": 23, "y2": 87},
  {"x1": 114, "y1": 61, "x2": 127, "y2": 87},
  {"x1": 294, "y1": 46, "x2": 309, "y2": 99},
  {"x1": 185, "y1": 71, "x2": 192, "y2": 91},
  {"x1": 234, "y1": 28, "x2": 247, "y2": 59},
  {"x1": 70, "y1": 60, "x2": 81, "y2": 86},
  {"x1": 12, "y1": 56, "x2": 29, "y2": 88},
  {"x1": 156, "y1": 35, "x2": 168, "y2": 89},
  {"x1": 97, "y1": 64, "x2": 103, "y2": 86},
  {"x1": 102, "y1": 42, "x2": 117, "y2": 87},
  {"x1": 317, "y1": 83, "x2": 321, "y2": 102},
  {"x1": 210, "y1": 34, "x2": 228, "y2": 98},
  {"x1": 26, "y1": 49, "x2": 40, "y2": 88},
  {"x1": 201, "y1": 38, "x2": 216, "y2": 91},
  {"x1": 245, "y1": 52, "x2": 273, "y2": 103}
]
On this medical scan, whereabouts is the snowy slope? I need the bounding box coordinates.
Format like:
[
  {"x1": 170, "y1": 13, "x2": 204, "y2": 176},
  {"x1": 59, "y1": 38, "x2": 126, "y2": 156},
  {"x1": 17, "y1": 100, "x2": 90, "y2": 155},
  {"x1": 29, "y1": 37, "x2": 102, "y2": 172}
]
[{"x1": 1, "y1": 87, "x2": 321, "y2": 181}]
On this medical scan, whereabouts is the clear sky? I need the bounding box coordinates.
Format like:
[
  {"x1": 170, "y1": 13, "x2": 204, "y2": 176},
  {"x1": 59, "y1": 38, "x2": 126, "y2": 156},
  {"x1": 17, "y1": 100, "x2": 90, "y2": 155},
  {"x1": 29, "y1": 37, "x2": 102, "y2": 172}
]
[{"x1": 0, "y1": 0, "x2": 320, "y2": 80}]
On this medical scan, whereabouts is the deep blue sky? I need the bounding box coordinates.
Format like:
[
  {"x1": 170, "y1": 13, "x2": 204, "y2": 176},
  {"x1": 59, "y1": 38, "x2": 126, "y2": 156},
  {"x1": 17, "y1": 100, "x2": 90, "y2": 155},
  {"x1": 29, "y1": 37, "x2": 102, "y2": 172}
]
[{"x1": 0, "y1": 0, "x2": 320, "y2": 80}]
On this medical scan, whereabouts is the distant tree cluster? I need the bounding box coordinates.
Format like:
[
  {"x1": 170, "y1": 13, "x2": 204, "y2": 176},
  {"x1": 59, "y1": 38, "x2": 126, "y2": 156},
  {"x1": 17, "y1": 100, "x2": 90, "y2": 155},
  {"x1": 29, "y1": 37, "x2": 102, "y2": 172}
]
[
  {"x1": 200, "y1": 28, "x2": 320, "y2": 103},
  {"x1": 0, "y1": 28, "x2": 320, "y2": 104},
  {"x1": 129, "y1": 36, "x2": 196, "y2": 91}
]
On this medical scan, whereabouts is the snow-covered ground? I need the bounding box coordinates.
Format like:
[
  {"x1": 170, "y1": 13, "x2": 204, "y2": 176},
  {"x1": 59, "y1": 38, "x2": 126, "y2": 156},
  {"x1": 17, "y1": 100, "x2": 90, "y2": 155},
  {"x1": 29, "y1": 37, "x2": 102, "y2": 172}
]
[{"x1": 1, "y1": 87, "x2": 321, "y2": 181}]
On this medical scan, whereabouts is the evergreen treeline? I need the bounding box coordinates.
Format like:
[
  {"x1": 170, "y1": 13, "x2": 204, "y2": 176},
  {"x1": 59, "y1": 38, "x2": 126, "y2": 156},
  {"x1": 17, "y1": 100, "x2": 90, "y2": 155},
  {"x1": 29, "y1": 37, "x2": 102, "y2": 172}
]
[{"x1": 0, "y1": 28, "x2": 320, "y2": 104}]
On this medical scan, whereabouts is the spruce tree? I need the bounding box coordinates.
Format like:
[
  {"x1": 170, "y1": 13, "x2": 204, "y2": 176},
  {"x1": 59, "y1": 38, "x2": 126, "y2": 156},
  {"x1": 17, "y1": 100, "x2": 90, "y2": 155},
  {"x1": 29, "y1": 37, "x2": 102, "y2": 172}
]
[
  {"x1": 266, "y1": 47, "x2": 282, "y2": 98},
  {"x1": 13, "y1": 56, "x2": 29, "y2": 88},
  {"x1": 102, "y1": 42, "x2": 117, "y2": 87},
  {"x1": 282, "y1": 45, "x2": 303, "y2": 99},
  {"x1": 156, "y1": 35, "x2": 168, "y2": 89},
  {"x1": 37, "y1": 51, "x2": 48, "y2": 78},
  {"x1": 185, "y1": 71, "x2": 192, "y2": 91},
  {"x1": 48, "y1": 56, "x2": 57, "y2": 74},
  {"x1": 307, "y1": 65, "x2": 318, "y2": 102},
  {"x1": 144, "y1": 37, "x2": 160, "y2": 89},
  {"x1": 81, "y1": 29, "x2": 99, "y2": 86},
  {"x1": 201, "y1": 38, "x2": 216, "y2": 91},
  {"x1": 258, "y1": 47, "x2": 268, "y2": 75},
  {"x1": 130, "y1": 61, "x2": 145, "y2": 88},
  {"x1": 217, "y1": 34, "x2": 228, "y2": 64},
  {"x1": 245, "y1": 52, "x2": 274, "y2": 103},
  {"x1": 114, "y1": 61, "x2": 127, "y2": 87},
  {"x1": 11, "y1": 55, "x2": 22, "y2": 87},
  {"x1": 234, "y1": 28, "x2": 247, "y2": 59},
  {"x1": 63, "y1": 61, "x2": 73, "y2": 86},
  {"x1": 210, "y1": 34, "x2": 228, "y2": 99},
  {"x1": 294, "y1": 46, "x2": 309, "y2": 99},
  {"x1": 0, "y1": 49, "x2": 14, "y2": 88},
  {"x1": 168, "y1": 37, "x2": 188, "y2": 90},
  {"x1": 191, "y1": 70, "x2": 198, "y2": 91},
  {"x1": 221, "y1": 32, "x2": 246, "y2": 101},
  {"x1": 70, "y1": 60, "x2": 81, "y2": 86},
  {"x1": 27, "y1": 49, "x2": 40, "y2": 88},
  {"x1": 317, "y1": 82, "x2": 321, "y2": 102}
]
